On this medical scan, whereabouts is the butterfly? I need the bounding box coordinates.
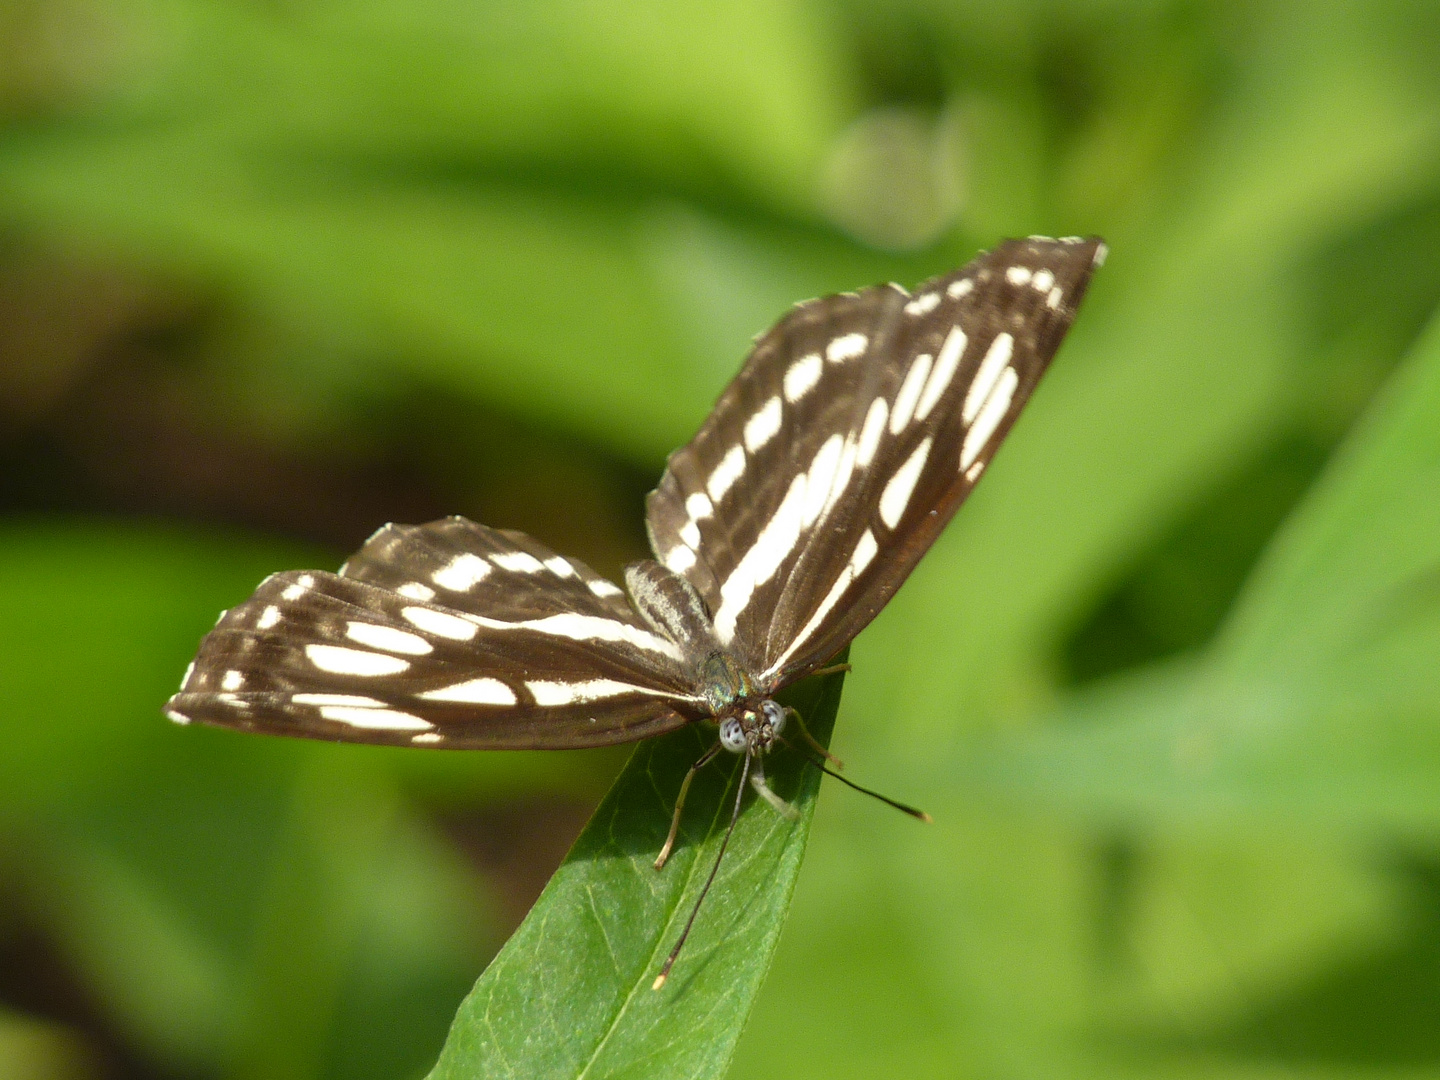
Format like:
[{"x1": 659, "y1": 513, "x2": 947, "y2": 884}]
[{"x1": 166, "y1": 235, "x2": 1104, "y2": 986}]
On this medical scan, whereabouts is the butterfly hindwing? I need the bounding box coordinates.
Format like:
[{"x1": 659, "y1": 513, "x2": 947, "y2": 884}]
[
  {"x1": 338, "y1": 516, "x2": 638, "y2": 622},
  {"x1": 647, "y1": 237, "x2": 1105, "y2": 688},
  {"x1": 166, "y1": 522, "x2": 701, "y2": 749}
]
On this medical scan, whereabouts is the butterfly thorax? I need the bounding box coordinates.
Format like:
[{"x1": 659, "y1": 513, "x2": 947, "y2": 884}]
[
  {"x1": 695, "y1": 651, "x2": 785, "y2": 755},
  {"x1": 624, "y1": 562, "x2": 782, "y2": 754},
  {"x1": 697, "y1": 650, "x2": 753, "y2": 714}
]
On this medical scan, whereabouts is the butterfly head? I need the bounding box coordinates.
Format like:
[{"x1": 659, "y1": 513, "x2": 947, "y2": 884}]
[{"x1": 718, "y1": 698, "x2": 786, "y2": 755}]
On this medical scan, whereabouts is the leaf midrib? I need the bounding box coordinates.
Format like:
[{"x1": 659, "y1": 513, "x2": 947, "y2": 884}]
[{"x1": 574, "y1": 753, "x2": 739, "y2": 1080}]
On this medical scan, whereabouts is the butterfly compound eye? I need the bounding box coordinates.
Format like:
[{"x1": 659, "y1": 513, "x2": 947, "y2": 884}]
[
  {"x1": 719, "y1": 716, "x2": 747, "y2": 752},
  {"x1": 761, "y1": 699, "x2": 786, "y2": 735}
]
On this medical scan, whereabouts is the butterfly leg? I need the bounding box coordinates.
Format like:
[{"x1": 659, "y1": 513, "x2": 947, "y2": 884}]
[
  {"x1": 654, "y1": 751, "x2": 753, "y2": 990},
  {"x1": 810, "y1": 662, "x2": 853, "y2": 678},
  {"x1": 749, "y1": 755, "x2": 801, "y2": 821},
  {"x1": 654, "y1": 741, "x2": 724, "y2": 870},
  {"x1": 785, "y1": 706, "x2": 845, "y2": 770}
]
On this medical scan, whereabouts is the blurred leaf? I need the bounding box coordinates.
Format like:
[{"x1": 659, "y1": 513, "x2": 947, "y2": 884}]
[
  {"x1": 736, "y1": 8, "x2": 1440, "y2": 1078},
  {"x1": 235, "y1": 754, "x2": 492, "y2": 1080},
  {"x1": 0, "y1": 518, "x2": 317, "y2": 814},
  {"x1": 428, "y1": 665, "x2": 845, "y2": 1080},
  {"x1": 1222, "y1": 313, "x2": 1440, "y2": 674},
  {"x1": 120, "y1": 0, "x2": 851, "y2": 212},
  {"x1": 0, "y1": 0, "x2": 861, "y2": 462},
  {"x1": 967, "y1": 299, "x2": 1440, "y2": 830},
  {"x1": 0, "y1": 1010, "x2": 96, "y2": 1080},
  {"x1": 26, "y1": 824, "x2": 239, "y2": 1070}
]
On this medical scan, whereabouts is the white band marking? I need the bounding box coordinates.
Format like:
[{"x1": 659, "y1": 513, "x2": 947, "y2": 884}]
[
  {"x1": 319, "y1": 705, "x2": 432, "y2": 731},
  {"x1": 346, "y1": 621, "x2": 433, "y2": 655},
  {"x1": 823, "y1": 435, "x2": 859, "y2": 518},
  {"x1": 916, "y1": 326, "x2": 967, "y2": 422},
  {"x1": 769, "y1": 528, "x2": 879, "y2": 675},
  {"x1": 961, "y1": 366, "x2": 1018, "y2": 469},
  {"x1": 293, "y1": 693, "x2": 386, "y2": 707},
  {"x1": 801, "y1": 434, "x2": 844, "y2": 528},
  {"x1": 526, "y1": 679, "x2": 695, "y2": 706},
  {"x1": 664, "y1": 545, "x2": 697, "y2": 574},
  {"x1": 305, "y1": 645, "x2": 411, "y2": 677},
  {"x1": 467, "y1": 612, "x2": 686, "y2": 661},
  {"x1": 714, "y1": 473, "x2": 807, "y2": 643},
  {"x1": 963, "y1": 333, "x2": 1014, "y2": 424},
  {"x1": 879, "y1": 437, "x2": 932, "y2": 529},
  {"x1": 433, "y1": 553, "x2": 490, "y2": 590},
  {"x1": 707, "y1": 445, "x2": 746, "y2": 502},
  {"x1": 492, "y1": 551, "x2": 545, "y2": 574},
  {"x1": 420, "y1": 678, "x2": 516, "y2": 705},
  {"x1": 280, "y1": 574, "x2": 315, "y2": 601},
  {"x1": 904, "y1": 292, "x2": 940, "y2": 315},
  {"x1": 852, "y1": 527, "x2": 878, "y2": 572},
  {"x1": 744, "y1": 395, "x2": 783, "y2": 452},
  {"x1": 890, "y1": 353, "x2": 932, "y2": 433},
  {"x1": 402, "y1": 606, "x2": 479, "y2": 641},
  {"x1": 826, "y1": 332, "x2": 867, "y2": 363},
  {"x1": 856, "y1": 396, "x2": 888, "y2": 467},
  {"x1": 543, "y1": 556, "x2": 576, "y2": 578},
  {"x1": 784, "y1": 353, "x2": 823, "y2": 401}
]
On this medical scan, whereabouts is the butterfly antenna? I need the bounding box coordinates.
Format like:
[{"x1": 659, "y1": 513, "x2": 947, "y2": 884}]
[
  {"x1": 787, "y1": 741, "x2": 932, "y2": 823},
  {"x1": 653, "y1": 751, "x2": 752, "y2": 990}
]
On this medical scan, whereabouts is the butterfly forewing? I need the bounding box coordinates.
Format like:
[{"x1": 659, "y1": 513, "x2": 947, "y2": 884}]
[
  {"x1": 166, "y1": 521, "x2": 700, "y2": 749},
  {"x1": 647, "y1": 287, "x2": 900, "y2": 673},
  {"x1": 647, "y1": 237, "x2": 1105, "y2": 688}
]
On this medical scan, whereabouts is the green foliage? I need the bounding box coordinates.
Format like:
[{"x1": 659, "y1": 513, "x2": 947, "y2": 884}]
[
  {"x1": 2, "y1": 1, "x2": 1440, "y2": 1079},
  {"x1": 429, "y1": 667, "x2": 842, "y2": 1080},
  {"x1": 970, "y1": 307, "x2": 1440, "y2": 831}
]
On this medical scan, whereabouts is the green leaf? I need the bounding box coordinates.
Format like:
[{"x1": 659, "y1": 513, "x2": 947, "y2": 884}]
[
  {"x1": 1220, "y1": 310, "x2": 1440, "y2": 674},
  {"x1": 427, "y1": 662, "x2": 845, "y2": 1080}
]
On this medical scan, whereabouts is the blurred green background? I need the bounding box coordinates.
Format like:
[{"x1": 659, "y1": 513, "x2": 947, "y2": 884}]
[{"x1": 3, "y1": 0, "x2": 1440, "y2": 1077}]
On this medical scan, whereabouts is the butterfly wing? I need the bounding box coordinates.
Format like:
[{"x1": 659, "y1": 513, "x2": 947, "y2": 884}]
[
  {"x1": 646, "y1": 237, "x2": 1104, "y2": 688},
  {"x1": 165, "y1": 518, "x2": 701, "y2": 748}
]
